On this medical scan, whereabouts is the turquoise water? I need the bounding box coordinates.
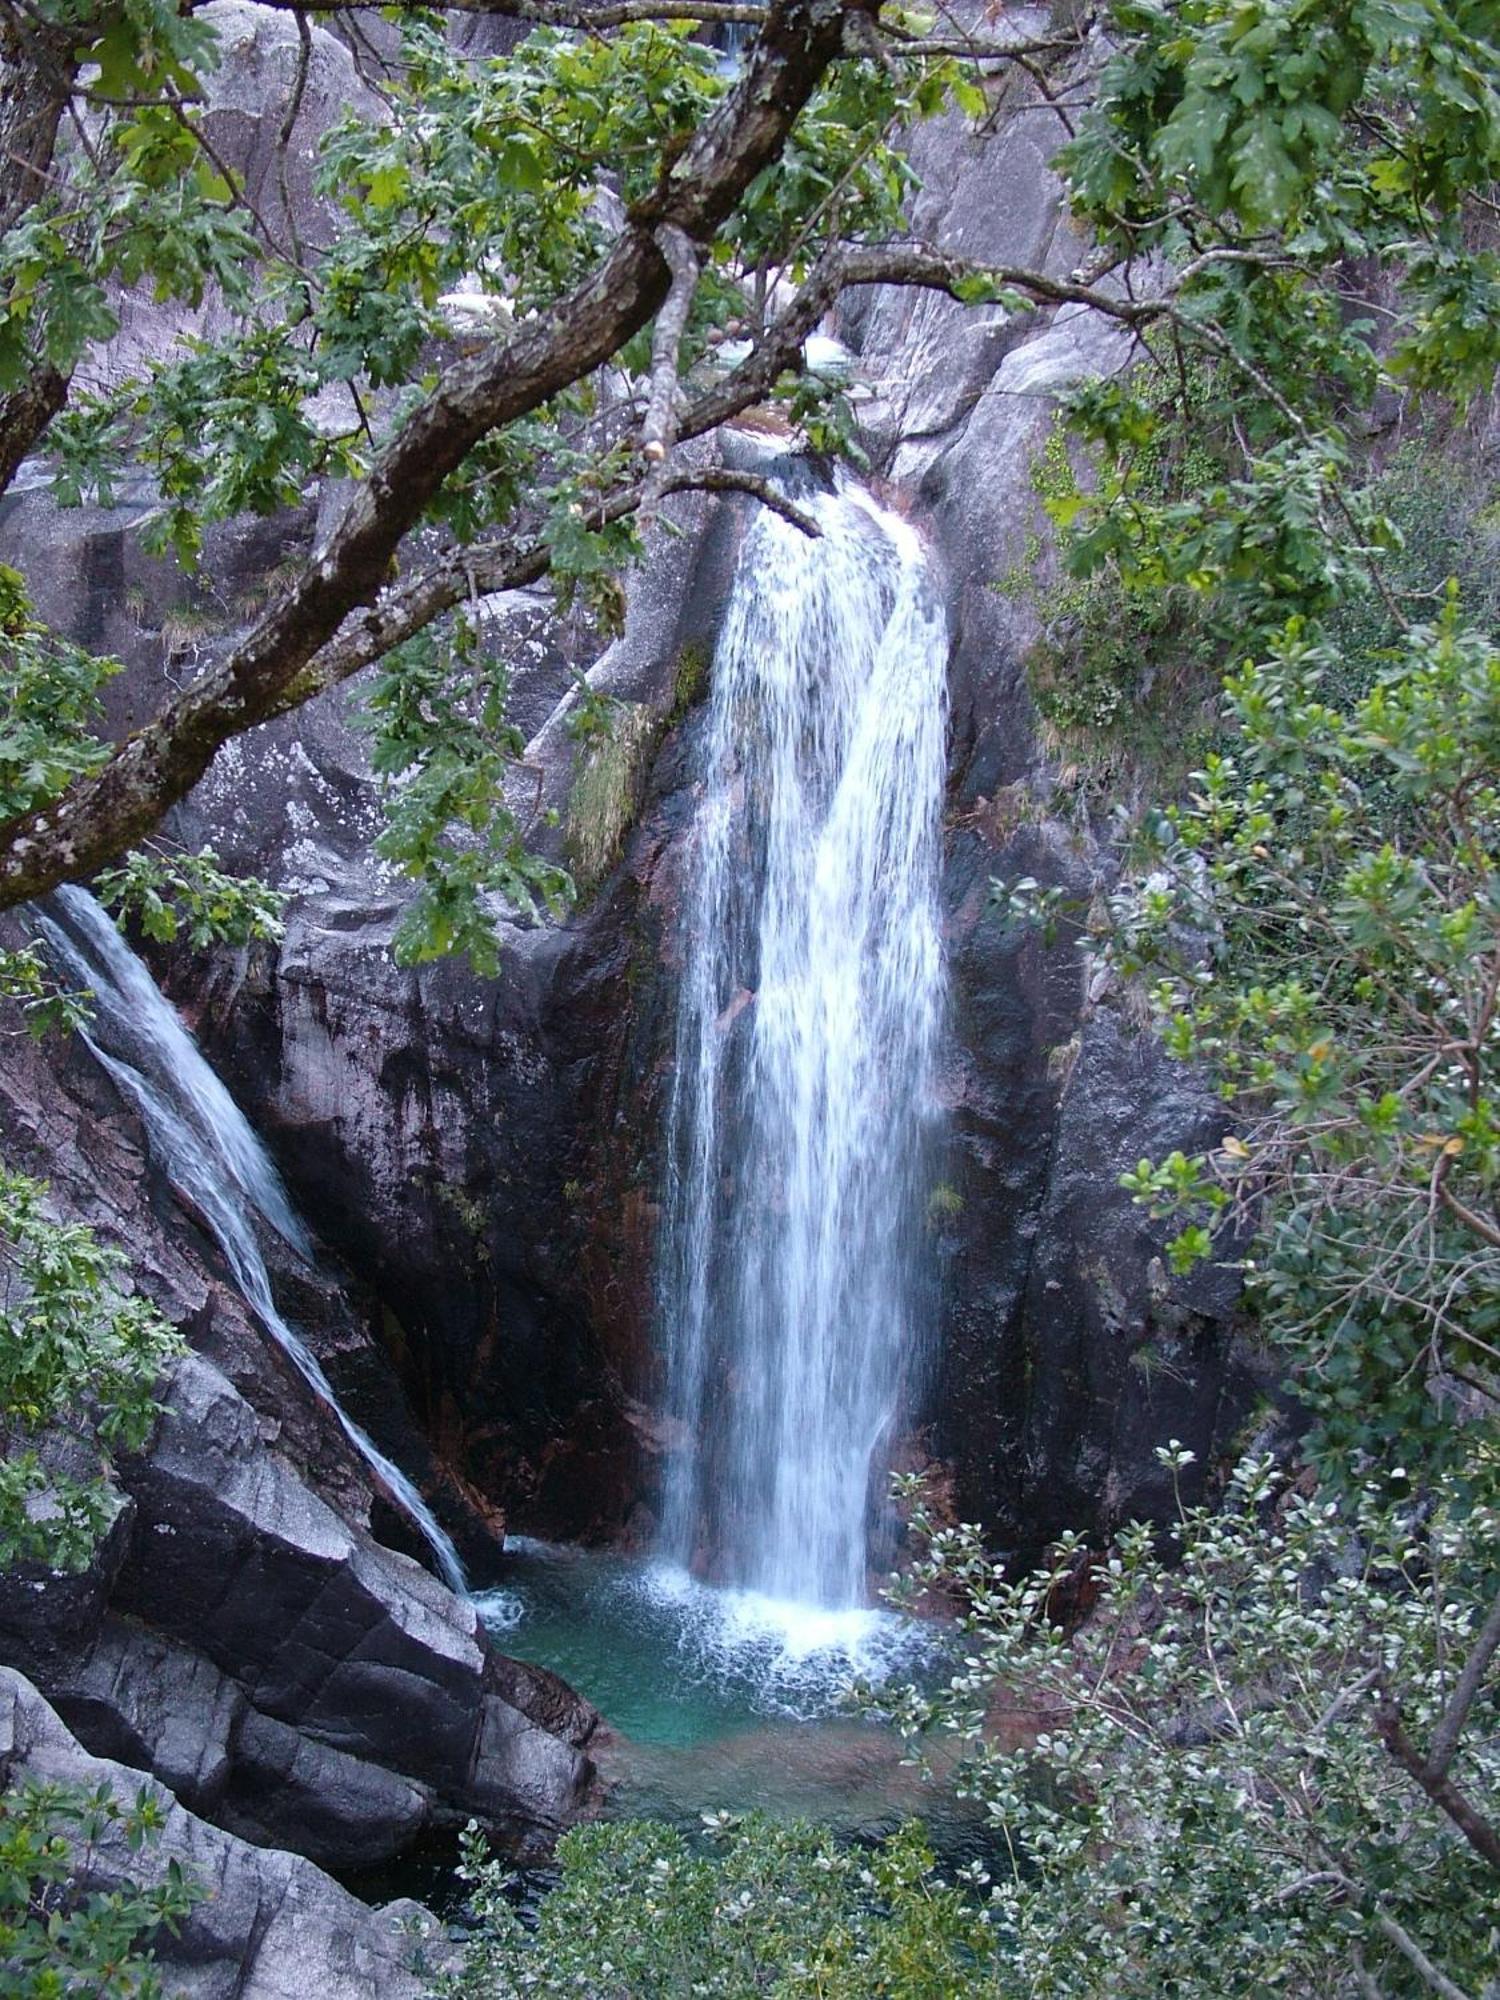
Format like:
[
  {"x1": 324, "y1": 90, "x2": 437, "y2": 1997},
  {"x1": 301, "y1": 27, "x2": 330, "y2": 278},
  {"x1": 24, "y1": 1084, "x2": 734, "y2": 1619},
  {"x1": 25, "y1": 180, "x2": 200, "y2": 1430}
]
[{"x1": 474, "y1": 1544, "x2": 982, "y2": 1849}]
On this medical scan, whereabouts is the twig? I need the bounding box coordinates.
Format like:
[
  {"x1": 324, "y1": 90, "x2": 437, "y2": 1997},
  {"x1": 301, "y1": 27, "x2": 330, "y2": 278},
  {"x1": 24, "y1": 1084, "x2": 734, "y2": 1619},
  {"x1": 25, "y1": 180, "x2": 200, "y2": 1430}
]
[{"x1": 276, "y1": 9, "x2": 313, "y2": 268}]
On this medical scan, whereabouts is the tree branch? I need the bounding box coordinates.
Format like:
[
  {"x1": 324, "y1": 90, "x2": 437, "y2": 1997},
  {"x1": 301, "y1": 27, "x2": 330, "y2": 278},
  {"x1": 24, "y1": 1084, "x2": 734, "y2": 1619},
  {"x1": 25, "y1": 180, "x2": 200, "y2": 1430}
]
[
  {"x1": 1370, "y1": 1910, "x2": 1475, "y2": 2000},
  {"x1": 0, "y1": 364, "x2": 69, "y2": 497},
  {"x1": 666, "y1": 465, "x2": 819, "y2": 535},
  {"x1": 1428, "y1": 1585, "x2": 1500, "y2": 1779},
  {"x1": 0, "y1": 0, "x2": 871, "y2": 911},
  {"x1": 1436, "y1": 1180, "x2": 1500, "y2": 1251},
  {"x1": 267, "y1": 454, "x2": 816, "y2": 718},
  {"x1": 1374, "y1": 1694, "x2": 1500, "y2": 1875},
  {"x1": 641, "y1": 223, "x2": 700, "y2": 461},
  {"x1": 0, "y1": 2, "x2": 102, "y2": 497}
]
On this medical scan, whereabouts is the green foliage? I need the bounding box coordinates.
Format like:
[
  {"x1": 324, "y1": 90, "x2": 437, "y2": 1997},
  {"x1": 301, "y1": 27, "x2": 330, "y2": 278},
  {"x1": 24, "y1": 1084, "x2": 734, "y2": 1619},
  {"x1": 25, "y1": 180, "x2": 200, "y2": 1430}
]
[
  {"x1": 0, "y1": 944, "x2": 91, "y2": 1040},
  {"x1": 96, "y1": 845, "x2": 287, "y2": 948},
  {"x1": 881, "y1": 1441, "x2": 1499, "y2": 2000},
  {"x1": 0, "y1": 1775, "x2": 199, "y2": 1998},
  {"x1": 0, "y1": 566, "x2": 117, "y2": 827},
  {"x1": 443, "y1": 1814, "x2": 1001, "y2": 1998},
  {"x1": 0, "y1": 1169, "x2": 182, "y2": 1571},
  {"x1": 1107, "y1": 599, "x2": 1500, "y2": 1474},
  {"x1": 1040, "y1": 0, "x2": 1499, "y2": 683},
  {"x1": 446, "y1": 1443, "x2": 1498, "y2": 1999},
  {"x1": 360, "y1": 612, "x2": 572, "y2": 975},
  {"x1": 0, "y1": 3, "x2": 255, "y2": 398}
]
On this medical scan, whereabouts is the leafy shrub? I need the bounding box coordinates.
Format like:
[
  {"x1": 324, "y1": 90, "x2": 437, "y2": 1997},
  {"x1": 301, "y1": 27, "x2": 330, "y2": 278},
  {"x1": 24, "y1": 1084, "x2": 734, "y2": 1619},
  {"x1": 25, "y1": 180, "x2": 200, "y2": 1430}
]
[
  {"x1": 443, "y1": 1815, "x2": 1000, "y2": 1999},
  {"x1": 0, "y1": 1777, "x2": 199, "y2": 1998},
  {"x1": 0, "y1": 1169, "x2": 182, "y2": 1571}
]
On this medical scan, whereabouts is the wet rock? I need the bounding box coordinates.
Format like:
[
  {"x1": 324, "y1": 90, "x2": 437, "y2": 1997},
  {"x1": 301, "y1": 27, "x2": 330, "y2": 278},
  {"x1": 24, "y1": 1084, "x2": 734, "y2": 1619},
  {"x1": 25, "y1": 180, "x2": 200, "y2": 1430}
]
[
  {"x1": 113, "y1": 1353, "x2": 599, "y2": 1844},
  {"x1": 0, "y1": 971, "x2": 599, "y2": 1871}
]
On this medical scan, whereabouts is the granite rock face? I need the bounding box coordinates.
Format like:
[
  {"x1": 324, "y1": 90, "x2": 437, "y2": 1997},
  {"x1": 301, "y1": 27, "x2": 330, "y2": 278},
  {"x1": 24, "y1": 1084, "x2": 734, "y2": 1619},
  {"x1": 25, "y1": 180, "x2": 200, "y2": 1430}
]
[
  {"x1": 0, "y1": 1348, "x2": 599, "y2": 1871},
  {"x1": 0, "y1": 991, "x2": 599, "y2": 1871},
  {"x1": 0, "y1": 1666, "x2": 445, "y2": 1999},
  {"x1": 0, "y1": 0, "x2": 1275, "y2": 1639}
]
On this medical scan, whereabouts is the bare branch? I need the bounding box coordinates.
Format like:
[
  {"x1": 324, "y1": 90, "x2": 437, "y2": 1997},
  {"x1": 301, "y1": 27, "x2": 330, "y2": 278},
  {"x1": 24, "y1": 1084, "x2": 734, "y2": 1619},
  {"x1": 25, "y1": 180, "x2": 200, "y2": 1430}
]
[
  {"x1": 641, "y1": 223, "x2": 701, "y2": 461},
  {"x1": 275, "y1": 7, "x2": 313, "y2": 268},
  {"x1": 677, "y1": 236, "x2": 1162, "y2": 449},
  {"x1": 664, "y1": 464, "x2": 819, "y2": 535},
  {"x1": 1370, "y1": 1910, "x2": 1476, "y2": 2000},
  {"x1": 1429, "y1": 1585, "x2": 1500, "y2": 1779},
  {"x1": 272, "y1": 456, "x2": 815, "y2": 714},
  {"x1": 1436, "y1": 1180, "x2": 1500, "y2": 1250}
]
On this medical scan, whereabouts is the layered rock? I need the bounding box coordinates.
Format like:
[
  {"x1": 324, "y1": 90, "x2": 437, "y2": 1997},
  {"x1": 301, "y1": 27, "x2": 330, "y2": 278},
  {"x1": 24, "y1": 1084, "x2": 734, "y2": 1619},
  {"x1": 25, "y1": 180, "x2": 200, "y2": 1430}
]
[
  {"x1": 0, "y1": 988, "x2": 598, "y2": 1872},
  {"x1": 0, "y1": 1665, "x2": 444, "y2": 1998}
]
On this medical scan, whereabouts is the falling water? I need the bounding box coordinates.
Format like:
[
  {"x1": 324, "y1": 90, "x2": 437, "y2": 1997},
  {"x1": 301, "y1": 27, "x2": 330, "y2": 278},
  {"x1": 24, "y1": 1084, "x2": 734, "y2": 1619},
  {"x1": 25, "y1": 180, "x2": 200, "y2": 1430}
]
[
  {"x1": 659, "y1": 470, "x2": 949, "y2": 1615},
  {"x1": 38, "y1": 886, "x2": 469, "y2": 1595}
]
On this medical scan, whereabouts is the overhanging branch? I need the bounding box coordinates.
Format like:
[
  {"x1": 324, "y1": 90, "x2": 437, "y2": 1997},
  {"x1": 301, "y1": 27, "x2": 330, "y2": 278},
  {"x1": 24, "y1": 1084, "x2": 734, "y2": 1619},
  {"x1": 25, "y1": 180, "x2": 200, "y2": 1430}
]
[{"x1": 0, "y1": 0, "x2": 871, "y2": 910}]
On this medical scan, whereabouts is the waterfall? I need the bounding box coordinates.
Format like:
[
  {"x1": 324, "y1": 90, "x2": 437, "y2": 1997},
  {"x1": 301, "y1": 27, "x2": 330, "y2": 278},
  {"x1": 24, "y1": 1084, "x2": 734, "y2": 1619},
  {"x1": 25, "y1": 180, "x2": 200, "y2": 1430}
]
[
  {"x1": 659, "y1": 472, "x2": 949, "y2": 1614},
  {"x1": 38, "y1": 887, "x2": 469, "y2": 1596}
]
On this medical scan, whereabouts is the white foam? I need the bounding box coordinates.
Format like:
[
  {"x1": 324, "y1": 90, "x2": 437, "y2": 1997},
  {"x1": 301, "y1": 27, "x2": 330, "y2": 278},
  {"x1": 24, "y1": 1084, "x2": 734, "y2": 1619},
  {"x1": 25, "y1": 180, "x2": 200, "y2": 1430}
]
[
  {"x1": 471, "y1": 1587, "x2": 526, "y2": 1632},
  {"x1": 634, "y1": 1560, "x2": 930, "y2": 1715}
]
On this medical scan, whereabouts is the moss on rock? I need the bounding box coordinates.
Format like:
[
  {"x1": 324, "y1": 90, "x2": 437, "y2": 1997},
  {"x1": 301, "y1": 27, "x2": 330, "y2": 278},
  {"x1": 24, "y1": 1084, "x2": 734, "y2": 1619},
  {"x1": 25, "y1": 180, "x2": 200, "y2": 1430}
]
[{"x1": 564, "y1": 701, "x2": 662, "y2": 896}]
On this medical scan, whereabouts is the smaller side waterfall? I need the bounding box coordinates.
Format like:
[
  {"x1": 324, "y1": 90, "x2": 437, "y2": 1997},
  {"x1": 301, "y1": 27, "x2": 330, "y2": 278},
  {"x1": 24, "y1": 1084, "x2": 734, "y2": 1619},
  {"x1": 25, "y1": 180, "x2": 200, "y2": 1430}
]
[
  {"x1": 659, "y1": 472, "x2": 950, "y2": 1616},
  {"x1": 39, "y1": 887, "x2": 468, "y2": 1596}
]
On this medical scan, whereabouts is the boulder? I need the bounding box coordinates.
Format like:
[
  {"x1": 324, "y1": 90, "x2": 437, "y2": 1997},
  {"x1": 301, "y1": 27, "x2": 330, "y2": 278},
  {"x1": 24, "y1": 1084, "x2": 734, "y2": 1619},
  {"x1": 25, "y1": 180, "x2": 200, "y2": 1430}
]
[
  {"x1": 219, "y1": 1709, "x2": 430, "y2": 1870},
  {"x1": 0, "y1": 967, "x2": 599, "y2": 1872},
  {"x1": 110, "y1": 1352, "x2": 597, "y2": 1862}
]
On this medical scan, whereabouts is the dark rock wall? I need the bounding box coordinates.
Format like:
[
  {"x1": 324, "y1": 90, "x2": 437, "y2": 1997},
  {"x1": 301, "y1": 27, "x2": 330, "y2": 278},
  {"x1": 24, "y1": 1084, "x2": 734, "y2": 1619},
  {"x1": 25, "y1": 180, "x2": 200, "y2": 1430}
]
[{"x1": 0, "y1": 1665, "x2": 443, "y2": 1997}]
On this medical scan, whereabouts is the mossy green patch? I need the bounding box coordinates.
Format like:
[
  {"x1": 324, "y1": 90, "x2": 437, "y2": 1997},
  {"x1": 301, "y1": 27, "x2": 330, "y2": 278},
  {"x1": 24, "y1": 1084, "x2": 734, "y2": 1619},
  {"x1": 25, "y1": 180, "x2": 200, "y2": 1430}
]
[
  {"x1": 671, "y1": 639, "x2": 710, "y2": 721},
  {"x1": 565, "y1": 700, "x2": 662, "y2": 895}
]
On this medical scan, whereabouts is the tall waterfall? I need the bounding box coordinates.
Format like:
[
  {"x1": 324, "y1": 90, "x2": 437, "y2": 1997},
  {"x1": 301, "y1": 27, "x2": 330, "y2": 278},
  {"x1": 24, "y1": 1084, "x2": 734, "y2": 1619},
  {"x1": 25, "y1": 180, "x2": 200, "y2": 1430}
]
[
  {"x1": 659, "y1": 473, "x2": 949, "y2": 1613},
  {"x1": 38, "y1": 887, "x2": 468, "y2": 1596}
]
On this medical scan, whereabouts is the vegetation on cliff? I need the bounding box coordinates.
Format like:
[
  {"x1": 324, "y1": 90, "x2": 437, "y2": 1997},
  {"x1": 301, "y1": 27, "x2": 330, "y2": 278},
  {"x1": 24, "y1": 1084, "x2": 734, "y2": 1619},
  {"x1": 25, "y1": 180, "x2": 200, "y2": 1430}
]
[{"x1": 0, "y1": 0, "x2": 1496, "y2": 1991}]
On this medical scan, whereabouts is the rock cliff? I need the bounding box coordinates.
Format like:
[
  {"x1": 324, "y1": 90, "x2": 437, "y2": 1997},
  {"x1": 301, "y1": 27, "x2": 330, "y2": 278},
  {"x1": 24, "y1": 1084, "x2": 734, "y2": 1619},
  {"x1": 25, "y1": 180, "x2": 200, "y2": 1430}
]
[{"x1": 0, "y1": 3, "x2": 1279, "y2": 1941}]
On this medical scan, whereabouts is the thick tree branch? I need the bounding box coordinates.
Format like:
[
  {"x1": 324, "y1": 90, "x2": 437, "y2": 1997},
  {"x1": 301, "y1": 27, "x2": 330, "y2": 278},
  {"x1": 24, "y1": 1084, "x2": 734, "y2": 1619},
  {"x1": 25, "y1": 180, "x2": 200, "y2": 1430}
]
[
  {"x1": 0, "y1": 3, "x2": 85, "y2": 236},
  {"x1": 0, "y1": 0, "x2": 868, "y2": 910},
  {"x1": 0, "y1": 364, "x2": 69, "y2": 497}
]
